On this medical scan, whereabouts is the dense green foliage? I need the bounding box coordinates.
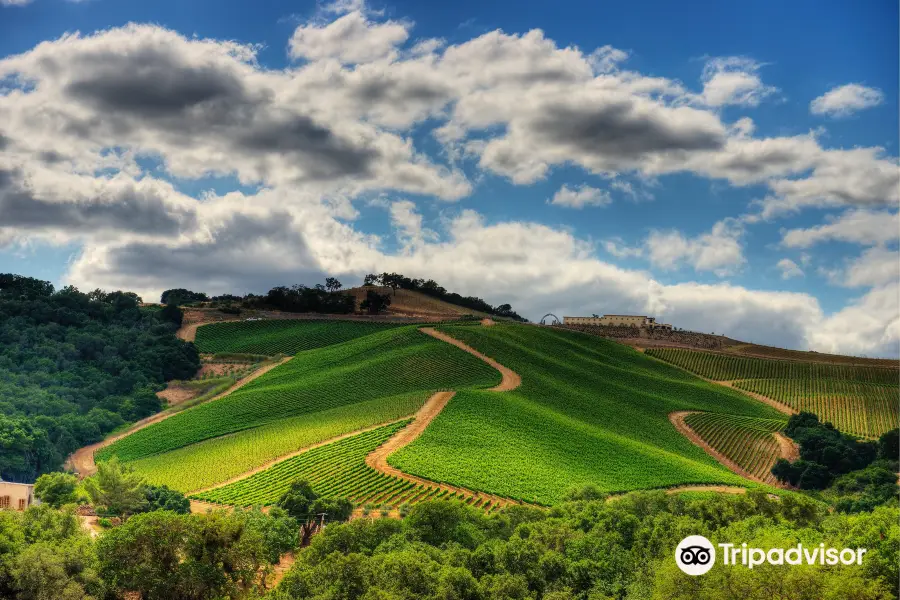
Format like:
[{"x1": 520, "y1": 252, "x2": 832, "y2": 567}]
[
  {"x1": 129, "y1": 392, "x2": 430, "y2": 492},
  {"x1": 772, "y1": 412, "x2": 896, "y2": 493},
  {"x1": 645, "y1": 347, "x2": 899, "y2": 437},
  {"x1": 391, "y1": 325, "x2": 782, "y2": 504},
  {"x1": 101, "y1": 327, "x2": 500, "y2": 462},
  {"x1": 683, "y1": 413, "x2": 787, "y2": 483},
  {"x1": 32, "y1": 472, "x2": 79, "y2": 508},
  {"x1": 0, "y1": 274, "x2": 200, "y2": 481},
  {"x1": 363, "y1": 272, "x2": 525, "y2": 320},
  {"x1": 194, "y1": 319, "x2": 407, "y2": 355},
  {"x1": 272, "y1": 491, "x2": 899, "y2": 600},
  {"x1": 160, "y1": 288, "x2": 209, "y2": 305}
]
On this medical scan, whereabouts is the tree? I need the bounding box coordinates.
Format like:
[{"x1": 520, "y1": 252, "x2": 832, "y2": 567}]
[
  {"x1": 325, "y1": 277, "x2": 342, "y2": 293},
  {"x1": 82, "y1": 457, "x2": 147, "y2": 517},
  {"x1": 277, "y1": 480, "x2": 318, "y2": 521},
  {"x1": 878, "y1": 428, "x2": 899, "y2": 461},
  {"x1": 363, "y1": 273, "x2": 381, "y2": 286},
  {"x1": 360, "y1": 290, "x2": 391, "y2": 315},
  {"x1": 33, "y1": 473, "x2": 78, "y2": 508},
  {"x1": 143, "y1": 484, "x2": 190, "y2": 514}
]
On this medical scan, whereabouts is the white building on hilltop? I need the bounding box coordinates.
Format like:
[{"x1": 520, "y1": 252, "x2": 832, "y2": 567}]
[{"x1": 563, "y1": 314, "x2": 673, "y2": 330}]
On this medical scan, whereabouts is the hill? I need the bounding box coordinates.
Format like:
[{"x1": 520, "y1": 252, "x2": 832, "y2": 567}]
[
  {"x1": 645, "y1": 347, "x2": 898, "y2": 438},
  {"x1": 385, "y1": 324, "x2": 785, "y2": 504},
  {"x1": 102, "y1": 326, "x2": 500, "y2": 491},
  {"x1": 342, "y1": 286, "x2": 494, "y2": 320}
]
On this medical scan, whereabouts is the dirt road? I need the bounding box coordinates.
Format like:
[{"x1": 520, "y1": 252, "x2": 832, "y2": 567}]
[
  {"x1": 669, "y1": 410, "x2": 797, "y2": 488},
  {"x1": 419, "y1": 327, "x2": 521, "y2": 391},
  {"x1": 66, "y1": 357, "x2": 290, "y2": 478}
]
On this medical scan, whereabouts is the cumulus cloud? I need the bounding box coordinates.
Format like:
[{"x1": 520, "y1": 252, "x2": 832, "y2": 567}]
[
  {"x1": 644, "y1": 219, "x2": 745, "y2": 275},
  {"x1": 776, "y1": 258, "x2": 804, "y2": 279},
  {"x1": 548, "y1": 184, "x2": 611, "y2": 208},
  {"x1": 840, "y1": 247, "x2": 900, "y2": 288},
  {"x1": 700, "y1": 56, "x2": 778, "y2": 107},
  {"x1": 1, "y1": 12, "x2": 896, "y2": 357},
  {"x1": 810, "y1": 83, "x2": 884, "y2": 117},
  {"x1": 782, "y1": 209, "x2": 900, "y2": 248},
  {"x1": 288, "y1": 10, "x2": 409, "y2": 64}
]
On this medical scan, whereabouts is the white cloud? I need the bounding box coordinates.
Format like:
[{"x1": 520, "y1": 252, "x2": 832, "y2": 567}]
[
  {"x1": 288, "y1": 10, "x2": 410, "y2": 64},
  {"x1": 548, "y1": 184, "x2": 611, "y2": 209},
  {"x1": 1, "y1": 0, "x2": 33, "y2": 6},
  {"x1": 808, "y1": 282, "x2": 899, "y2": 357},
  {"x1": 700, "y1": 56, "x2": 778, "y2": 107},
  {"x1": 782, "y1": 209, "x2": 900, "y2": 248},
  {"x1": 810, "y1": 83, "x2": 884, "y2": 117},
  {"x1": 841, "y1": 247, "x2": 900, "y2": 288},
  {"x1": 0, "y1": 14, "x2": 896, "y2": 357},
  {"x1": 389, "y1": 199, "x2": 436, "y2": 251},
  {"x1": 644, "y1": 219, "x2": 745, "y2": 275},
  {"x1": 776, "y1": 258, "x2": 804, "y2": 279},
  {"x1": 603, "y1": 238, "x2": 642, "y2": 259}
]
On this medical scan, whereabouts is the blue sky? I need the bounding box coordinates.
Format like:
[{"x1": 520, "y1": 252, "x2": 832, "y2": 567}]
[{"x1": 0, "y1": 0, "x2": 897, "y2": 355}]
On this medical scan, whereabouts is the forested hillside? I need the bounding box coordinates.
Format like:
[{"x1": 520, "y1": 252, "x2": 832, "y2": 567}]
[{"x1": 0, "y1": 274, "x2": 200, "y2": 481}]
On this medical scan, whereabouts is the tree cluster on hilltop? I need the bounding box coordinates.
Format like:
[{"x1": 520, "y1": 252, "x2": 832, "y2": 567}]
[
  {"x1": 162, "y1": 279, "x2": 355, "y2": 315},
  {"x1": 363, "y1": 272, "x2": 526, "y2": 321},
  {"x1": 0, "y1": 274, "x2": 200, "y2": 481}
]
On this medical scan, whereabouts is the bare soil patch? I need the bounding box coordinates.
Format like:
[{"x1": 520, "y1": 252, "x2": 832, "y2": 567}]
[
  {"x1": 156, "y1": 385, "x2": 198, "y2": 407},
  {"x1": 774, "y1": 432, "x2": 800, "y2": 462}
]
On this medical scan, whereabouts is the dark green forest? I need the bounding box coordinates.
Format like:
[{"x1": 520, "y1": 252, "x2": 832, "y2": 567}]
[{"x1": 0, "y1": 274, "x2": 200, "y2": 481}]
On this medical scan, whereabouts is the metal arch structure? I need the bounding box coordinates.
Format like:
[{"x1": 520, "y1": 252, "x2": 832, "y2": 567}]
[{"x1": 539, "y1": 313, "x2": 561, "y2": 325}]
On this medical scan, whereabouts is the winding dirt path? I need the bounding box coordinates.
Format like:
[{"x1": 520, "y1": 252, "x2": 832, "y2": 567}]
[
  {"x1": 66, "y1": 357, "x2": 291, "y2": 478},
  {"x1": 364, "y1": 391, "x2": 516, "y2": 508},
  {"x1": 419, "y1": 327, "x2": 521, "y2": 391},
  {"x1": 189, "y1": 419, "x2": 402, "y2": 496},
  {"x1": 669, "y1": 411, "x2": 766, "y2": 484},
  {"x1": 669, "y1": 411, "x2": 797, "y2": 488},
  {"x1": 717, "y1": 380, "x2": 797, "y2": 416}
]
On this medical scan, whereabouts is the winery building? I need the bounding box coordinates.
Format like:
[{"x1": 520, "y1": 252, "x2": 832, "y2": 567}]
[
  {"x1": 563, "y1": 314, "x2": 673, "y2": 330},
  {"x1": 0, "y1": 481, "x2": 36, "y2": 511}
]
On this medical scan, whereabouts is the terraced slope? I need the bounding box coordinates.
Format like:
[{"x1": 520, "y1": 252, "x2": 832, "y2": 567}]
[
  {"x1": 194, "y1": 319, "x2": 407, "y2": 355},
  {"x1": 192, "y1": 422, "x2": 500, "y2": 510},
  {"x1": 646, "y1": 347, "x2": 899, "y2": 438},
  {"x1": 99, "y1": 327, "x2": 500, "y2": 463},
  {"x1": 390, "y1": 324, "x2": 783, "y2": 505},
  {"x1": 129, "y1": 392, "x2": 430, "y2": 492},
  {"x1": 681, "y1": 413, "x2": 787, "y2": 484}
]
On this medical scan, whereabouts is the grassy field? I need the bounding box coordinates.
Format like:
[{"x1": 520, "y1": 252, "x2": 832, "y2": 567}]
[
  {"x1": 683, "y1": 413, "x2": 786, "y2": 484},
  {"x1": 389, "y1": 324, "x2": 783, "y2": 505},
  {"x1": 646, "y1": 347, "x2": 899, "y2": 437},
  {"x1": 99, "y1": 326, "x2": 500, "y2": 463},
  {"x1": 129, "y1": 392, "x2": 430, "y2": 492},
  {"x1": 192, "y1": 422, "x2": 481, "y2": 509},
  {"x1": 194, "y1": 319, "x2": 408, "y2": 355}
]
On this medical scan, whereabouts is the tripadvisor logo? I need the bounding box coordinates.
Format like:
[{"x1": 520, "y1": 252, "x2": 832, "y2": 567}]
[
  {"x1": 675, "y1": 536, "x2": 867, "y2": 576},
  {"x1": 676, "y1": 535, "x2": 716, "y2": 575}
]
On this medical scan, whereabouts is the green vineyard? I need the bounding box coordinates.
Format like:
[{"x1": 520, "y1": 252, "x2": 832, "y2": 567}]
[
  {"x1": 194, "y1": 319, "x2": 408, "y2": 355},
  {"x1": 128, "y1": 392, "x2": 431, "y2": 492},
  {"x1": 390, "y1": 325, "x2": 783, "y2": 504},
  {"x1": 192, "y1": 422, "x2": 492, "y2": 510},
  {"x1": 682, "y1": 413, "x2": 787, "y2": 484},
  {"x1": 646, "y1": 348, "x2": 899, "y2": 438},
  {"x1": 99, "y1": 327, "x2": 500, "y2": 462}
]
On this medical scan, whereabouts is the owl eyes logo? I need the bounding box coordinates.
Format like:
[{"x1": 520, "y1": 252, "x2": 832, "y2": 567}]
[
  {"x1": 680, "y1": 545, "x2": 712, "y2": 565},
  {"x1": 675, "y1": 535, "x2": 716, "y2": 575}
]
